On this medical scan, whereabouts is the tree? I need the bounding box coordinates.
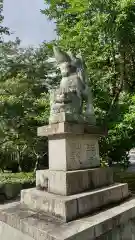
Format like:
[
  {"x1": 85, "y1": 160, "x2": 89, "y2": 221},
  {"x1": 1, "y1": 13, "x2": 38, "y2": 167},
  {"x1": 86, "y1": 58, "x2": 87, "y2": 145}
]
[
  {"x1": 43, "y1": 0, "x2": 135, "y2": 165},
  {"x1": 0, "y1": 0, "x2": 58, "y2": 172},
  {"x1": 0, "y1": 42, "x2": 57, "y2": 172},
  {"x1": 0, "y1": 0, "x2": 10, "y2": 42}
]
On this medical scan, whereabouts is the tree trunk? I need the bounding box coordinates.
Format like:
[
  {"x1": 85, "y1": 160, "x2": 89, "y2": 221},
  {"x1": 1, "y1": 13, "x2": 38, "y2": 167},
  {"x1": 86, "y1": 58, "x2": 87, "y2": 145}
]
[{"x1": 34, "y1": 157, "x2": 39, "y2": 173}]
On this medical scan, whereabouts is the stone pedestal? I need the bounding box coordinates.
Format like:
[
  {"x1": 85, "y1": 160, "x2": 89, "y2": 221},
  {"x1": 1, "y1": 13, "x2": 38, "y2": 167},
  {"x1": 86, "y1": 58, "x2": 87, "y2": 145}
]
[
  {"x1": 36, "y1": 168, "x2": 114, "y2": 195},
  {"x1": 1, "y1": 198, "x2": 135, "y2": 240},
  {"x1": 21, "y1": 183, "x2": 128, "y2": 222},
  {"x1": 37, "y1": 123, "x2": 103, "y2": 171},
  {"x1": 0, "y1": 122, "x2": 132, "y2": 240},
  {"x1": 20, "y1": 122, "x2": 129, "y2": 223}
]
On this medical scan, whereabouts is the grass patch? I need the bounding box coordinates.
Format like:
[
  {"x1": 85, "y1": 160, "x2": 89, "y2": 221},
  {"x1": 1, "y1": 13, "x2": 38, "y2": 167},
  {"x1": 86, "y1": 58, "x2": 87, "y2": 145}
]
[
  {"x1": 0, "y1": 172, "x2": 35, "y2": 184},
  {"x1": 114, "y1": 169, "x2": 135, "y2": 193}
]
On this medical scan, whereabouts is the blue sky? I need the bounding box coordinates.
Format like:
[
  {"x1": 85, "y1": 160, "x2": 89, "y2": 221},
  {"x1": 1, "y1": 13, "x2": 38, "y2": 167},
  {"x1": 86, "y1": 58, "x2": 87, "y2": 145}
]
[{"x1": 3, "y1": 0, "x2": 56, "y2": 47}]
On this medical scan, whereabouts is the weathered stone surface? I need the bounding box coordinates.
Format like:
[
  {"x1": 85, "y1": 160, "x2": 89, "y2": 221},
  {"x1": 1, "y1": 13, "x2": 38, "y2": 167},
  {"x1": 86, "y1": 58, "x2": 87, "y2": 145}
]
[
  {"x1": 38, "y1": 123, "x2": 103, "y2": 171},
  {"x1": 49, "y1": 134, "x2": 100, "y2": 171},
  {"x1": 77, "y1": 183, "x2": 128, "y2": 216},
  {"x1": 49, "y1": 47, "x2": 96, "y2": 125},
  {"x1": 49, "y1": 136, "x2": 67, "y2": 170},
  {"x1": 36, "y1": 171, "x2": 48, "y2": 190},
  {"x1": 0, "y1": 221, "x2": 34, "y2": 240},
  {"x1": 121, "y1": 183, "x2": 129, "y2": 199},
  {"x1": 0, "y1": 198, "x2": 135, "y2": 240},
  {"x1": 21, "y1": 183, "x2": 129, "y2": 222},
  {"x1": 96, "y1": 219, "x2": 135, "y2": 240},
  {"x1": 66, "y1": 170, "x2": 89, "y2": 196},
  {"x1": 48, "y1": 170, "x2": 67, "y2": 195},
  {"x1": 0, "y1": 202, "x2": 63, "y2": 240},
  {"x1": 89, "y1": 167, "x2": 114, "y2": 189},
  {"x1": 37, "y1": 122, "x2": 104, "y2": 137},
  {"x1": 66, "y1": 135, "x2": 100, "y2": 170},
  {"x1": 49, "y1": 112, "x2": 84, "y2": 125},
  {"x1": 36, "y1": 168, "x2": 113, "y2": 196},
  {"x1": 21, "y1": 188, "x2": 78, "y2": 222}
]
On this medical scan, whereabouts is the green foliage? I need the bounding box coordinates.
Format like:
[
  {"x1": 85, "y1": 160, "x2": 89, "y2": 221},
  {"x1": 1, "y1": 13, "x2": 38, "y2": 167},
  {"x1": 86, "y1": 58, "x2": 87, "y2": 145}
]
[
  {"x1": 105, "y1": 94, "x2": 135, "y2": 164},
  {"x1": 0, "y1": 172, "x2": 35, "y2": 184},
  {"x1": 100, "y1": 158, "x2": 109, "y2": 167},
  {"x1": 0, "y1": 1, "x2": 59, "y2": 172},
  {"x1": 43, "y1": 0, "x2": 135, "y2": 165},
  {"x1": 1, "y1": 0, "x2": 135, "y2": 170},
  {"x1": 0, "y1": 40, "x2": 56, "y2": 171},
  {"x1": 0, "y1": 0, "x2": 10, "y2": 42}
]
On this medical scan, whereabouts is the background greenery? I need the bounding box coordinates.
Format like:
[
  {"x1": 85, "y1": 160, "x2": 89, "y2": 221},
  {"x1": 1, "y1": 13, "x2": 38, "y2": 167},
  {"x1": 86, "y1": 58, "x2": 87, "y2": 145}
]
[
  {"x1": 0, "y1": 0, "x2": 135, "y2": 173},
  {"x1": 0, "y1": 172, "x2": 35, "y2": 184},
  {"x1": 43, "y1": 0, "x2": 135, "y2": 167}
]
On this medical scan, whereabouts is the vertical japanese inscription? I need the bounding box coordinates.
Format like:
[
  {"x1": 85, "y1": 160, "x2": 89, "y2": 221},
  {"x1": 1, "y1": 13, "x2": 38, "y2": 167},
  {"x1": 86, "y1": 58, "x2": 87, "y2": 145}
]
[
  {"x1": 70, "y1": 142, "x2": 82, "y2": 165},
  {"x1": 69, "y1": 138, "x2": 98, "y2": 168},
  {"x1": 70, "y1": 142, "x2": 76, "y2": 162},
  {"x1": 75, "y1": 143, "x2": 82, "y2": 164},
  {"x1": 84, "y1": 143, "x2": 97, "y2": 163}
]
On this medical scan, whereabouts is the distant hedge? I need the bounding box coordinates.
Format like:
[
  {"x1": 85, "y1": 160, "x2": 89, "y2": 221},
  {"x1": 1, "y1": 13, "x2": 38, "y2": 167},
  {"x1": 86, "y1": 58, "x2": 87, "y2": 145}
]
[
  {"x1": 114, "y1": 169, "x2": 135, "y2": 194},
  {"x1": 0, "y1": 172, "x2": 36, "y2": 201},
  {"x1": 0, "y1": 172, "x2": 35, "y2": 184}
]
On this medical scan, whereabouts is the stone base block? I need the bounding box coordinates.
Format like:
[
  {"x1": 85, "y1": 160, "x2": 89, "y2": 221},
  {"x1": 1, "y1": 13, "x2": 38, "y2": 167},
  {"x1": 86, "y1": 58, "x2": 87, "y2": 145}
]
[
  {"x1": 49, "y1": 134, "x2": 100, "y2": 170},
  {"x1": 0, "y1": 221, "x2": 33, "y2": 240},
  {"x1": 21, "y1": 183, "x2": 129, "y2": 222},
  {"x1": 0, "y1": 198, "x2": 135, "y2": 240},
  {"x1": 37, "y1": 122, "x2": 103, "y2": 171},
  {"x1": 37, "y1": 122, "x2": 104, "y2": 137},
  {"x1": 36, "y1": 167, "x2": 114, "y2": 195}
]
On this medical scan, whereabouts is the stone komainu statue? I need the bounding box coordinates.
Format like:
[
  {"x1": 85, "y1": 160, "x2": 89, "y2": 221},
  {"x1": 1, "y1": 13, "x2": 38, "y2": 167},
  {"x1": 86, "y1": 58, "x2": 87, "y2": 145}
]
[{"x1": 49, "y1": 46, "x2": 96, "y2": 125}]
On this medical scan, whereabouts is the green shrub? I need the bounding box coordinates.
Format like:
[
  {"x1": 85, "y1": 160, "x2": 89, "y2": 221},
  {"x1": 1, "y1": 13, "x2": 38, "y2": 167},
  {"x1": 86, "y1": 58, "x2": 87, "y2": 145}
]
[{"x1": 0, "y1": 172, "x2": 35, "y2": 184}]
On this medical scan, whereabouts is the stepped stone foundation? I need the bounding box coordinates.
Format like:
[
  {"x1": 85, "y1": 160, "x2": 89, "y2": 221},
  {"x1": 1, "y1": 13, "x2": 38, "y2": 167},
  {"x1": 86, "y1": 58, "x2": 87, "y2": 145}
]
[{"x1": 0, "y1": 122, "x2": 135, "y2": 240}]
